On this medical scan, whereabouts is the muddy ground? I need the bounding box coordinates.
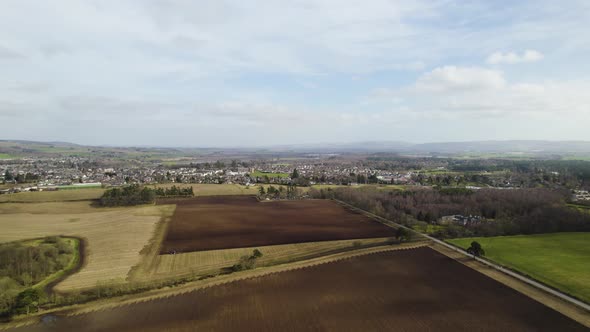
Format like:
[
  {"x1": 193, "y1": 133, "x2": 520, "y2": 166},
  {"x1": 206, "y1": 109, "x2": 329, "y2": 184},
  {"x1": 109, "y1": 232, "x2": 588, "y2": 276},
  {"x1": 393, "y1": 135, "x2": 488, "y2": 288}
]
[
  {"x1": 159, "y1": 196, "x2": 396, "y2": 253},
  {"x1": 11, "y1": 247, "x2": 586, "y2": 332}
]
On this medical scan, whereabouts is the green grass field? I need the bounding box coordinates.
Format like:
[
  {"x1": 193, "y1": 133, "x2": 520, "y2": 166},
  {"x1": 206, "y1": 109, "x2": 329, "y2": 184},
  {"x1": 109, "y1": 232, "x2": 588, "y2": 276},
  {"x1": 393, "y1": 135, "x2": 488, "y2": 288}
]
[
  {"x1": 56, "y1": 184, "x2": 103, "y2": 190},
  {"x1": 412, "y1": 223, "x2": 446, "y2": 235},
  {"x1": 567, "y1": 203, "x2": 590, "y2": 214},
  {"x1": 0, "y1": 153, "x2": 15, "y2": 159},
  {"x1": 448, "y1": 233, "x2": 590, "y2": 303}
]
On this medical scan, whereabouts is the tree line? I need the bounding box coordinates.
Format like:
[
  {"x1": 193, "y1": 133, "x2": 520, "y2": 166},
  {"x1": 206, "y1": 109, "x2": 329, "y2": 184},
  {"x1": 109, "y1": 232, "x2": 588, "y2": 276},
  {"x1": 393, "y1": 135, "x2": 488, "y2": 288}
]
[
  {"x1": 310, "y1": 186, "x2": 590, "y2": 238},
  {"x1": 258, "y1": 185, "x2": 303, "y2": 200},
  {"x1": 99, "y1": 185, "x2": 194, "y2": 207},
  {"x1": 2, "y1": 170, "x2": 40, "y2": 184}
]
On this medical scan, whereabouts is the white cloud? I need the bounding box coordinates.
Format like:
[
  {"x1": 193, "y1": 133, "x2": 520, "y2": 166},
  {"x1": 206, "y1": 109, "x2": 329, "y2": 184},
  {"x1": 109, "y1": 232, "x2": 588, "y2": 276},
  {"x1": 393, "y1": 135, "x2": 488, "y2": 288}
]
[
  {"x1": 0, "y1": 1, "x2": 589, "y2": 144},
  {"x1": 486, "y1": 50, "x2": 544, "y2": 64},
  {"x1": 415, "y1": 66, "x2": 506, "y2": 92},
  {"x1": 371, "y1": 66, "x2": 590, "y2": 118}
]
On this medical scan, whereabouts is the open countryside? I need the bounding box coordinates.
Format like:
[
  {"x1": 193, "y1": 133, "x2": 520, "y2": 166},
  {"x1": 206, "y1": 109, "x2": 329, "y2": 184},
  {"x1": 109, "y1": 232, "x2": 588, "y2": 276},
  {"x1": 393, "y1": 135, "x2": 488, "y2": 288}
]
[{"x1": 2, "y1": 1, "x2": 590, "y2": 329}]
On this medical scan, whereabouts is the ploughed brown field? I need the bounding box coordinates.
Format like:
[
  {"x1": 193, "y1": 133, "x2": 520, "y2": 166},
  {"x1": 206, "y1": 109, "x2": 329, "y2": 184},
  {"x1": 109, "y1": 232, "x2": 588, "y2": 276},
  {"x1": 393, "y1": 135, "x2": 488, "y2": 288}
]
[
  {"x1": 12, "y1": 247, "x2": 585, "y2": 332},
  {"x1": 159, "y1": 196, "x2": 395, "y2": 253}
]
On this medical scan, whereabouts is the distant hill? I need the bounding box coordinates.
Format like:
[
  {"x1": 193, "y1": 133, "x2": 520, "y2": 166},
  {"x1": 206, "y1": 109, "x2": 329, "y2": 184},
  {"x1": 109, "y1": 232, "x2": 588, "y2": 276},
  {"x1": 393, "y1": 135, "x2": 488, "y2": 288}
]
[
  {"x1": 1, "y1": 139, "x2": 590, "y2": 159},
  {"x1": 268, "y1": 141, "x2": 414, "y2": 153},
  {"x1": 411, "y1": 140, "x2": 590, "y2": 155},
  {"x1": 268, "y1": 140, "x2": 590, "y2": 156}
]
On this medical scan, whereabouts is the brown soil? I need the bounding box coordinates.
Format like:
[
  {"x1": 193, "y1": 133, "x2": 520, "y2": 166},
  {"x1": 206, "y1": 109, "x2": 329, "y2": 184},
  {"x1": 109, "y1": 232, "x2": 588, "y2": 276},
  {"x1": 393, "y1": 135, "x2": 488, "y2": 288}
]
[
  {"x1": 11, "y1": 247, "x2": 587, "y2": 332},
  {"x1": 159, "y1": 196, "x2": 396, "y2": 253},
  {"x1": 431, "y1": 243, "x2": 590, "y2": 328}
]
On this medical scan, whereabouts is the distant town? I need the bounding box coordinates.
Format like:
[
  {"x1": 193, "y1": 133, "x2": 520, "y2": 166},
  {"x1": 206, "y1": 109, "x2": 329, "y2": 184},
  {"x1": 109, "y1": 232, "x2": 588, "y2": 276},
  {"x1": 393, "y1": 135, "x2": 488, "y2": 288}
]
[{"x1": 1, "y1": 151, "x2": 589, "y2": 204}]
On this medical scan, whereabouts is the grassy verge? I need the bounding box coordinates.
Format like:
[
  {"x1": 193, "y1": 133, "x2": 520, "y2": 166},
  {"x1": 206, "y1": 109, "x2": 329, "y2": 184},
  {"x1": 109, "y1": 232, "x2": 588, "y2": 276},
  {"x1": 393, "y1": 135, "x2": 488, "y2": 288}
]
[
  {"x1": 447, "y1": 232, "x2": 590, "y2": 304},
  {"x1": 412, "y1": 223, "x2": 446, "y2": 235}
]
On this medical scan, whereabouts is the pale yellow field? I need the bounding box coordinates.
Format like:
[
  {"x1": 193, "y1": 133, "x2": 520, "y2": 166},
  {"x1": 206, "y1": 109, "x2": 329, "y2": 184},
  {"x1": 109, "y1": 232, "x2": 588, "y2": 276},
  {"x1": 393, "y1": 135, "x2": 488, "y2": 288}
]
[
  {"x1": 0, "y1": 204, "x2": 175, "y2": 292},
  {"x1": 0, "y1": 201, "x2": 123, "y2": 214},
  {"x1": 0, "y1": 188, "x2": 105, "y2": 203},
  {"x1": 137, "y1": 237, "x2": 394, "y2": 281}
]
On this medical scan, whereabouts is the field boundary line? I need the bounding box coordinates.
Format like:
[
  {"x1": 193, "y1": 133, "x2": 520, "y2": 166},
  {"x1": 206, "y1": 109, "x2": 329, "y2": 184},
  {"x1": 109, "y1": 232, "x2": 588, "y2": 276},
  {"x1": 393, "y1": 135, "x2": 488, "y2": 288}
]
[
  {"x1": 69, "y1": 243, "x2": 427, "y2": 315},
  {"x1": 333, "y1": 199, "x2": 590, "y2": 313},
  {"x1": 431, "y1": 244, "x2": 590, "y2": 328},
  {"x1": 0, "y1": 243, "x2": 427, "y2": 329}
]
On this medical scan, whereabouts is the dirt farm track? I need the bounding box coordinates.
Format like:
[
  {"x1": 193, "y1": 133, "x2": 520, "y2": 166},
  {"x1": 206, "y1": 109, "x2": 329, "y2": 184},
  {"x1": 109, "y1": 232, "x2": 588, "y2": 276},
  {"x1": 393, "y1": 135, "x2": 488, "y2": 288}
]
[
  {"x1": 9, "y1": 247, "x2": 586, "y2": 332},
  {"x1": 159, "y1": 196, "x2": 395, "y2": 253}
]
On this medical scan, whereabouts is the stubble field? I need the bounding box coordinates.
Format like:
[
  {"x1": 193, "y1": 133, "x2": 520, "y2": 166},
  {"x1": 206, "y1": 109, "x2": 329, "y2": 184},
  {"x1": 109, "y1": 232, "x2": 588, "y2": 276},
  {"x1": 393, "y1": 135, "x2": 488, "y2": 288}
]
[
  {"x1": 10, "y1": 247, "x2": 586, "y2": 332},
  {"x1": 0, "y1": 202, "x2": 174, "y2": 292},
  {"x1": 159, "y1": 196, "x2": 396, "y2": 253}
]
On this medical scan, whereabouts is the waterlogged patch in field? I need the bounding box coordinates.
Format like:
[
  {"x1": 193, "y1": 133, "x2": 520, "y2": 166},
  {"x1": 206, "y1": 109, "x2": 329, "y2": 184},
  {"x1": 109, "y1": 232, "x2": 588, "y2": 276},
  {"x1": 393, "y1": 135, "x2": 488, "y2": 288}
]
[
  {"x1": 448, "y1": 232, "x2": 590, "y2": 303},
  {"x1": 159, "y1": 196, "x2": 395, "y2": 253},
  {"x1": 9, "y1": 248, "x2": 586, "y2": 331}
]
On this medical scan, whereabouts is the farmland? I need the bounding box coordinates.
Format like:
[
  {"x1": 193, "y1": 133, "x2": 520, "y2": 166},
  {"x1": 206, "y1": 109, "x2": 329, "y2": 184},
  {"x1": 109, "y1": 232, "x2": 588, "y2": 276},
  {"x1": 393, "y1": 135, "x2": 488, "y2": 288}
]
[
  {"x1": 448, "y1": 233, "x2": 590, "y2": 303},
  {"x1": 9, "y1": 247, "x2": 586, "y2": 331},
  {"x1": 0, "y1": 202, "x2": 174, "y2": 292},
  {"x1": 0, "y1": 188, "x2": 105, "y2": 203},
  {"x1": 159, "y1": 196, "x2": 396, "y2": 253},
  {"x1": 0, "y1": 153, "x2": 14, "y2": 159},
  {"x1": 135, "y1": 237, "x2": 394, "y2": 281}
]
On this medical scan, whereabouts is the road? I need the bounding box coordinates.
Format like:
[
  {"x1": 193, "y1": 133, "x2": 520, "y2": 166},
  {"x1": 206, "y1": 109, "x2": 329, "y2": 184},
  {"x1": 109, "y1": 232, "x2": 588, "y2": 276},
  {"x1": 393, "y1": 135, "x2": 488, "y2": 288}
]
[{"x1": 334, "y1": 199, "x2": 590, "y2": 313}]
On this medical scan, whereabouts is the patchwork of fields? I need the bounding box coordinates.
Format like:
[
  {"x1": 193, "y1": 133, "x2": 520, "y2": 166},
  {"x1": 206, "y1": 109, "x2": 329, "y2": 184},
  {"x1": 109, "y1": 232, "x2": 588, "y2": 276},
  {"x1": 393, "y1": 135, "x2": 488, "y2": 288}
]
[
  {"x1": 9, "y1": 248, "x2": 586, "y2": 332},
  {"x1": 1, "y1": 185, "x2": 588, "y2": 330},
  {"x1": 159, "y1": 196, "x2": 395, "y2": 253}
]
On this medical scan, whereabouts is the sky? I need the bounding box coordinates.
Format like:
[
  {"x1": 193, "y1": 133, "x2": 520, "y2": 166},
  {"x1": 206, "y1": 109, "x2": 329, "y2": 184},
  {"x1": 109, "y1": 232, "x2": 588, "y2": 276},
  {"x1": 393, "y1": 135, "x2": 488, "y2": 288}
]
[{"x1": 1, "y1": 0, "x2": 589, "y2": 147}]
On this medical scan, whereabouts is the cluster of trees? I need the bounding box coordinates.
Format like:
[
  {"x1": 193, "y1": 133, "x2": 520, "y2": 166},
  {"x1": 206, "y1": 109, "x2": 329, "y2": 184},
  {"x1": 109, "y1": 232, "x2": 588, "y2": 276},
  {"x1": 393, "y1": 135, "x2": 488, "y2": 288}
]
[
  {"x1": 310, "y1": 187, "x2": 590, "y2": 238},
  {"x1": 2, "y1": 170, "x2": 39, "y2": 184},
  {"x1": 230, "y1": 249, "x2": 263, "y2": 272},
  {"x1": 447, "y1": 160, "x2": 590, "y2": 189},
  {"x1": 258, "y1": 185, "x2": 302, "y2": 200},
  {"x1": 467, "y1": 241, "x2": 485, "y2": 257},
  {"x1": 153, "y1": 185, "x2": 194, "y2": 197},
  {"x1": 99, "y1": 185, "x2": 194, "y2": 206},
  {"x1": 363, "y1": 157, "x2": 590, "y2": 189},
  {"x1": 0, "y1": 237, "x2": 75, "y2": 318},
  {"x1": 99, "y1": 185, "x2": 156, "y2": 206}
]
